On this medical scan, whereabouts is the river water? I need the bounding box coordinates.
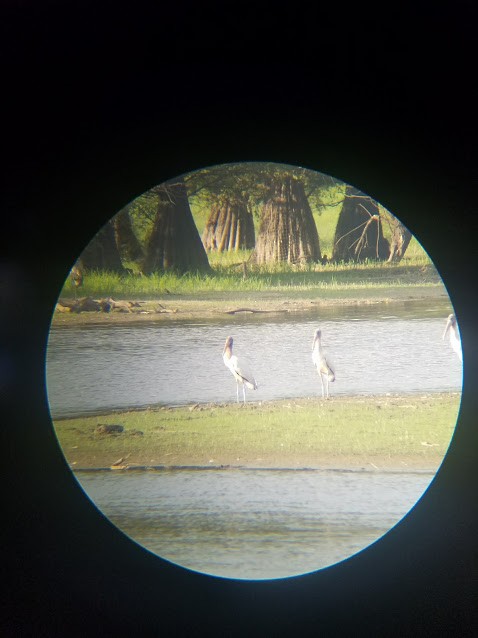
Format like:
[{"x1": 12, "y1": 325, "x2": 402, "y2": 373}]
[
  {"x1": 46, "y1": 301, "x2": 462, "y2": 419},
  {"x1": 76, "y1": 467, "x2": 435, "y2": 580},
  {"x1": 46, "y1": 300, "x2": 462, "y2": 580}
]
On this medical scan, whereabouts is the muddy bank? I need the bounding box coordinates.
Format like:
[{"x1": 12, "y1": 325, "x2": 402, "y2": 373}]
[
  {"x1": 71, "y1": 455, "x2": 444, "y2": 473},
  {"x1": 52, "y1": 286, "x2": 451, "y2": 326}
]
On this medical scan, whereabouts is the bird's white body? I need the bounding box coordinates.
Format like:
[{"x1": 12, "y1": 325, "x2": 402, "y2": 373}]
[
  {"x1": 312, "y1": 329, "x2": 335, "y2": 399},
  {"x1": 443, "y1": 314, "x2": 462, "y2": 362},
  {"x1": 223, "y1": 336, "x2": 257, "y2": 403}
]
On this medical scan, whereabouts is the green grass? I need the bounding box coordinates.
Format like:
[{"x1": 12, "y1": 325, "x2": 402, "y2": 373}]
[
  {"x1": 53, "y1": 394, "x2": 460, "y2": 470},
  {"x1": 60, "y1": 257, "x2": 442, "y2": 299}
]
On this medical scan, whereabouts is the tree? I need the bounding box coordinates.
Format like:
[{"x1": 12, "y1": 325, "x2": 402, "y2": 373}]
[
  {"x1": 332, "y1": 185, "x2": 389, "y2": 262},
  {"x1": 80, "y1": 220, "x2": 127, "y2": 273},
  {"x1": 112, "y1": 207, "x2": 145, "y2": 262},
  {"x1": 202, "y1": 197, "x2": 255, "y2": 252},
  {"x1": 185, "y1": 162, "x2": 338, "y2": 213},
  {"x1": 253, "y1": 176, "x2": 321, "y2": 265},
  {"x1": 380, "y1": 209, "x2": 413, "y2": 262},
  {"x1": 185, "y1": 162, "x2": 341, "y2": 266},
  {"x1": 142, "y1": 179, "x2": 211, "y2": 275}
]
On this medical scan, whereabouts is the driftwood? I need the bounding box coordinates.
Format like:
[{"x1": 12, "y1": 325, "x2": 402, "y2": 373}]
[
  {"x1": 57, "y1": 297, "x2": 105, "y2": 313},
  {"x1": 225, "y1": 307, "x2": 278, "y2": 315},
  {"x1": 56, "y1": 297, "x2": 143, "y2": 314},
  {"x1": 55, "y1": 302, "x2": 73, "y2": 313},
  {"x1": 155, "y1": 305, "x2": 178, "y2": 314},
  {"x1": 106, "y1": 298, "x2": 142, "y2": 313},
  {"x1": 110, "y1": 453, "x2": 131, "y2": 470}
]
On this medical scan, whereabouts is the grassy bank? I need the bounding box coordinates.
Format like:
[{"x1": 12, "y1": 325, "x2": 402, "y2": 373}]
[
  {"x1": 53, "y1": 393, "x2": 461, "y2": 472},
  {"x1": 55, "y1": 178, "x2": 449, "y2": 320},
  {"x1": 59, "y1": 258, "x2": 441, "y2": 300},
  {"x1": 53, "y1": 258, "x2": 451, "y2": 327}
]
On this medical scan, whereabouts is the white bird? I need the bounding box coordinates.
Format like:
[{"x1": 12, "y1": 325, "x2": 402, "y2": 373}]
[
  {"x1": 312, "y1": 328, "x2": 336, "y2": 399},
  {"x1": 443, "y1": 314, "x2": 462, "y2": 362},
  {"x1": 223, "y1": 336, "x2": 257, "y2": 404}
]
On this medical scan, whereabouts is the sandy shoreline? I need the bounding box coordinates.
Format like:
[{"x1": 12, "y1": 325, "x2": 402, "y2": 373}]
[{"x1": 52, "y1": 286, "x2": 451, "y2": 327}]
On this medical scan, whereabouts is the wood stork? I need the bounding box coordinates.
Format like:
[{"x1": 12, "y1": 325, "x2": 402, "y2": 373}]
[
  {"x1": 443, "y1": 314, "x2": 462, "y2": 362},
  {"x1": 223, "y1": 336, "x2": 257, "y2": 404},
  {"x1": 312, "y1": 328, "x2": 335, "y2": 399}
]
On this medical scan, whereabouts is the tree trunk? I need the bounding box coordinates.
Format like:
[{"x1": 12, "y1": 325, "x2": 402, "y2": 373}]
[
  {"x1": 332, "y1": 185, "x2": 390, "y2": 262},
  {"x1": 202, "y1": 198, "x2": 255, "y2": 252},
  {"x1": 113, "y1": 208, "x2": 145, "y2": 262},
  {"x1": 80, "y1": 220, "x2": 127, "y2": 273},
  {"x1": 142, "y1": 180, "x2": 211, "y2": 275},
  {"x1": 387, "y1": 219, "x2": 412, "y2": 262},
  {"x1": 253, "y1": 177, "x2": 321, "y2": 265}
]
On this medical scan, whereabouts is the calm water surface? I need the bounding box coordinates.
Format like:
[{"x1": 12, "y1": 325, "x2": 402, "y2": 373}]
[
  {"x1": 46, "y1": 303, "x2": 462, "y2": 418},
  {"x1": 76, "y1": 467, "x2": 434, "y2": 580}
]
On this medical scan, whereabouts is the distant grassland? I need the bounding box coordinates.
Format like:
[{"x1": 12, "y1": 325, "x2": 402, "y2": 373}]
[{"x1": 54, "y1": 393, "x2": 461, "y2": 471}]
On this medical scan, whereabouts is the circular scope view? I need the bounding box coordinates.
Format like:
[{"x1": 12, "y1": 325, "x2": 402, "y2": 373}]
[{"x1": 46, "y1": 162, "x2": 462, "y2": 580}]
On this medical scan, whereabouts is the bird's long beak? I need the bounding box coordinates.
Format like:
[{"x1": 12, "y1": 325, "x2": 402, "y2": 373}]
[
  {"x1": 443, "y1": 318, "x2": 451, "y2": 340},
  {"x1": 223, "y1": 338, "x2": 231, "y2": 355}
]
